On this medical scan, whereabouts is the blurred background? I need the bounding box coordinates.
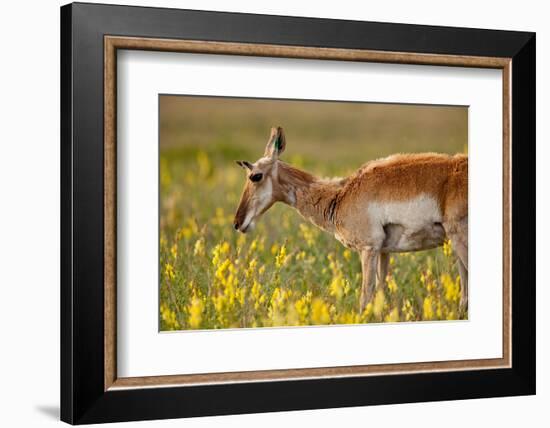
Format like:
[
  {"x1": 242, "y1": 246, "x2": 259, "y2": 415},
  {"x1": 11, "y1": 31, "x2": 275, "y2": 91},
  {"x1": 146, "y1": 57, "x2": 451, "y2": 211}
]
[
  {"x1": 160, "y1": 95, "x2": 467, "y2": 175},
  {"x1": 159, "y1": 95, "x2": 467, "y2": 331}
]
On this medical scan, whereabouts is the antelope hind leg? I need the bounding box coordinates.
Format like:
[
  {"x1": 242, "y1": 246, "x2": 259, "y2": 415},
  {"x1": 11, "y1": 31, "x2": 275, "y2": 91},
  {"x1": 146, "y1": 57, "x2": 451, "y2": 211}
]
[
  {"x1": 377, "y1": 252, "x2": 389, "y2": 291},
  {"x1": 443, "y1": 217, "x2": 468, "y2": 313},
  {"x1": 458, "y1": 259, "x2": 468, "y2": 314},
  {"x1": 360, "y1": 248, "x2": 379, "y2": 313}
]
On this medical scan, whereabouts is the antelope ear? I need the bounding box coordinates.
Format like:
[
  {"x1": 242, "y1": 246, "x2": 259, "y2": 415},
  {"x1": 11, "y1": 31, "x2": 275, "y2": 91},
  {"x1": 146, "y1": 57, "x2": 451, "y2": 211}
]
[
  {"x1": 236, "y1": 160, "x2": 253, "y2": 170},
  {"x1": 264, "y1": 126, "x2": 286, "y2": 159}
]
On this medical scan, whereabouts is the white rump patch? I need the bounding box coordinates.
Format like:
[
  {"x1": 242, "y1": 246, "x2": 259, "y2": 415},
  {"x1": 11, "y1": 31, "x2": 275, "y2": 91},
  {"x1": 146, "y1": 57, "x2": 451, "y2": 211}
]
[{"x1": 368, "y1": 194, "x2": 442, "y2": 230}]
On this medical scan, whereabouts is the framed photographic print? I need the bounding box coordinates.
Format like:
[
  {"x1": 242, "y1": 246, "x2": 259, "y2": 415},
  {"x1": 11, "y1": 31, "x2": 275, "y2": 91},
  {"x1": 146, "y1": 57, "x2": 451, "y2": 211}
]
[{"x1": 60, "y1": 2, "x2": 535, "y2": 424}]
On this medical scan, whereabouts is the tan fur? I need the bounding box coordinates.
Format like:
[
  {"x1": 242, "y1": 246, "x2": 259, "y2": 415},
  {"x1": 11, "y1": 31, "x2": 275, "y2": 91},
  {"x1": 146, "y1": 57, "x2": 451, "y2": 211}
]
[{"x1": 234, "y1": 127, "x2": 468, "y2": 314}]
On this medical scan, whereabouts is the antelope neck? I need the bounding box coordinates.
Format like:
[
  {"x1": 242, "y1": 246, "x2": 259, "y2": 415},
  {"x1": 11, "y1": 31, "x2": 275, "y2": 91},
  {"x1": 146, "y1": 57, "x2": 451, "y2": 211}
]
[{"x1": 276, "y1": 162, "x2": 343, "y2": 233}]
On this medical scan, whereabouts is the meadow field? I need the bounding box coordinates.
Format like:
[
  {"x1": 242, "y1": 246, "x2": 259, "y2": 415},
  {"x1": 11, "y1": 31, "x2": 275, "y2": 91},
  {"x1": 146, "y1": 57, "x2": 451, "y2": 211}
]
[{"x1": 159, "y1": 96, "x2": 468, "y2": 331}]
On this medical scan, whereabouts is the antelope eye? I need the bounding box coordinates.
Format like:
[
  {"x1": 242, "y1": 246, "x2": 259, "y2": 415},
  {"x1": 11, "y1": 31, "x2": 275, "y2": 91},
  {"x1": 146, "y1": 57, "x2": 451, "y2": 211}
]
[{"x1": 249, "y1": 173, "x2": 263, "y2": 182}]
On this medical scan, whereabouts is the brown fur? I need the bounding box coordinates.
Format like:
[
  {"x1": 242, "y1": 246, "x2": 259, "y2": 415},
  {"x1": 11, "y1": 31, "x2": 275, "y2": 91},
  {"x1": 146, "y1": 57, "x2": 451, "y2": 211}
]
[{"x1": 339, "y1": 153, "x2": 467, "y2": 218}]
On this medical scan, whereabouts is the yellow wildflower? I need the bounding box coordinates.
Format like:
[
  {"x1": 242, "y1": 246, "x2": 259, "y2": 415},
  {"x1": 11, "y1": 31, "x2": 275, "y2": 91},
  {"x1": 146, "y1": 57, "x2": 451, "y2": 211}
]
[
  {"x1": 339, "y1": 311, "x2": 359, "y2": 324},
  {"x1": 343, "y1": 249, "x2": 352, "y2": 261},
  {"x1": 215, "y1": 259, "x2": 231, "y2": 282},
  {"x1": 236, "y1": 287, "x2": 246, "y2": 306},
  {"x1": 275, "y1": 244, "x2": 289, "y2": 268},
  {"x1": 311, "y1": 298, "x2": 330, "y2": 324},
  {"x1": 269, "y1": 287, "x2": 291, "y2": 326},
  {"x1": 387, "y1": 276, "x2": 398, "y2": 293},
  {"x1": 447, "y1": 310, "x2": 457, "y2": 320},
  {"x1": 442, "y1": 273, "x2": 460, "y2": 303},
  {"x1": 362, "y1": 302, "x2": 374, "y2": 320},
  {"x1": 329, "y1": 274, "x2": 345, "y2": 300},
  {"x1": 384, "y1": 308, "x2": 399, "y2": 323},
  {"x1": 285, "y1": 302, "x2": 299, "y2": 326},
  {"x1": 443, "y1": 239, "x2": 453, "y2": 257},
  {"x1": 188, "y1": 296, "x2": 204, "y2": 328},
  {"x1": 295, "y1": 296, "x2": 310, "y2": 323},
  {"x1": 402, "y1": 299, "x2": 415, "y2": 321},
  {"x1": 211, "y1": 241, "x2": 230, "y2": 266},
  {"x1": 423, "y1": 296, "x2": 434, "y2": 320},
  {"x1": 246, "y1": 258, "x2": 258, "y2": 279},
  {"x1": 373, "y1": 289, "x2": 386, "y2": 319},
  {"x1": 164, "y1": 263, "x2": 175, "y2": 281},
  {"x1": 177, "y1": 218, "x2": 199, "y2": 240},
  {"x1": 251, "y1": 280, "x2": 263, "y2": 310},
  {"x1": 193, "y1": 238, "x2": 205, "y2": 257},
  {"x1": 271, "y1": 287, "x2": 290, "y2": 311},
  {"x1": 177, "y1": 227, "x2": 191, "y2": 240},
  {"x1": 160, "y1": 303, "x2": 179, "y2": 330}
]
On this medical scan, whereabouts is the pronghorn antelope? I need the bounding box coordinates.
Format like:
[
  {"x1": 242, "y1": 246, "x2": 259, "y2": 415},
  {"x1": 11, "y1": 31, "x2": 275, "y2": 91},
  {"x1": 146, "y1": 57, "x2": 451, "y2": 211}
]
[{"x1": 233, "y1": 127, "x2": 468, "y2": 313}]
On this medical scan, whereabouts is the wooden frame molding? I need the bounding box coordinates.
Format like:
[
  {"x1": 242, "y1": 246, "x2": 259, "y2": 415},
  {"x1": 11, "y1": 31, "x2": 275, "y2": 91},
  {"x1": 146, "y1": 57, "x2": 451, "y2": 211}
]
[{"x1": 104, "y1": 35, "x2": 512, "y2": 391}]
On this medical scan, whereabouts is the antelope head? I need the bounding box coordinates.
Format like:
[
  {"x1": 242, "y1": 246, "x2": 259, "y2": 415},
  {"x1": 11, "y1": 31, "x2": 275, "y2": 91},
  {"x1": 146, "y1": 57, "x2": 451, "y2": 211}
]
[{"x1": 233, "y1": 127, "x2": 287, "y2": 233}]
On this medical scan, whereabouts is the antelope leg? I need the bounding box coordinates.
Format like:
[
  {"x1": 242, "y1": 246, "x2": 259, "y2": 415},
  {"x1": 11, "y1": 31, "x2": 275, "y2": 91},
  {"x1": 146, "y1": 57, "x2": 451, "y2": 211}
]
[
  {"x1": 377, "y1": 252, "x2": 390, "y2": 291},
  {"x1": 458, "y1": 259, "x2": 468, "y2": 313},
  {"x1": 443, "y1": 217, "x2": 468, "y2": 313},
  {"x1": 360, "y1": 247, "x2": 379, "y2": 313}
]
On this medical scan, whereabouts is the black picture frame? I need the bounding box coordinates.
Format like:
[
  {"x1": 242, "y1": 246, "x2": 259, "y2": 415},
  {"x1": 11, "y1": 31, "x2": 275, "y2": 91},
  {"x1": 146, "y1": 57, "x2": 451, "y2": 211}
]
[{"x1": 61, "y1": 2, "x2": 535, "y2": 424}]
